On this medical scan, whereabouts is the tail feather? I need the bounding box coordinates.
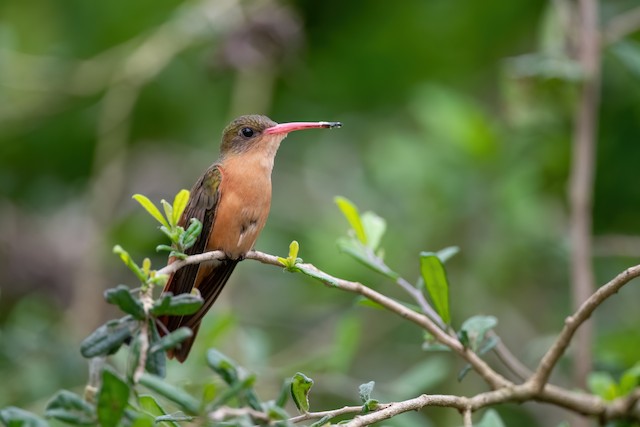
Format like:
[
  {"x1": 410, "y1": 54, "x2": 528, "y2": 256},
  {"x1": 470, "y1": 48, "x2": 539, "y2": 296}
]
[{"x1": 160, "y1": 259, "x2": 239, "y2": 362}]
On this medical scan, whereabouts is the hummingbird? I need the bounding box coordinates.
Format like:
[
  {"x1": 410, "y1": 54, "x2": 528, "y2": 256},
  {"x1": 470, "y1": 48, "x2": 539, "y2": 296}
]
[{"x1": 159, "y1": 114, "x2": 341, "y2": 362}]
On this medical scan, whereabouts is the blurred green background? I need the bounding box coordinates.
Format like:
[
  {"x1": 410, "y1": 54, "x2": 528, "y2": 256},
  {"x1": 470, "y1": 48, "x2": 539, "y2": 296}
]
[{"x1": 2, "y1": 0, "x2": 640, "y2": 425}]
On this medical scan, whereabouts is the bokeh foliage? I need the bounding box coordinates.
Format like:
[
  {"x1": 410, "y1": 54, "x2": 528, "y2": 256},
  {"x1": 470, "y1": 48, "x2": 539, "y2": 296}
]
[{"x1": 2, "y1": 0, "x2": 640, "y2": 425}]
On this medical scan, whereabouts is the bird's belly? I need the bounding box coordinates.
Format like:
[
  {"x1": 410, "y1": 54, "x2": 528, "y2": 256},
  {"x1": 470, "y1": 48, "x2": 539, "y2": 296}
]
[{"x1": 207, "y1": 184, "x2": 270, "y2": 259}]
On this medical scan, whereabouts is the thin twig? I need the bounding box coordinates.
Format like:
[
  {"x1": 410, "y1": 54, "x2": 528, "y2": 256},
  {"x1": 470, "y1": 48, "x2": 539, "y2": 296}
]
[{"x1": 288, "y1": 405, "x2": 368, "y2": 424}]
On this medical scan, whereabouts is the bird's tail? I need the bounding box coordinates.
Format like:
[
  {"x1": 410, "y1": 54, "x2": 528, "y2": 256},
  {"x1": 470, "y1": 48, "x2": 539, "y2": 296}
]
[{"x1": 158, "y1": 259, "x2": 239, "y2": 362}]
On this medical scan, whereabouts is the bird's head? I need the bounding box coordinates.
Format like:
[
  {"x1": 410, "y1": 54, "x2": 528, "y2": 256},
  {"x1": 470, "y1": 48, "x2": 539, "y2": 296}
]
[{"x1": 220, "y1": 114, "x2": 341, "y2": 158}]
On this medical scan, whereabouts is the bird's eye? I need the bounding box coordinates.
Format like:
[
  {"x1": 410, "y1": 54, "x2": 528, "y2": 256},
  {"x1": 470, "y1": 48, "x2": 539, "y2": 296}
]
[{"x1": 240, "y1": 127, "x2": 254, "y2": 138}]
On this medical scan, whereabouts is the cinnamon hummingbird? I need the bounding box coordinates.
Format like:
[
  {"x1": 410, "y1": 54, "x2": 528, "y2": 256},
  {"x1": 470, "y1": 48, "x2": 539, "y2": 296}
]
[{"x1": 160, "y1": 115, "x2": 341, "y2": 362}]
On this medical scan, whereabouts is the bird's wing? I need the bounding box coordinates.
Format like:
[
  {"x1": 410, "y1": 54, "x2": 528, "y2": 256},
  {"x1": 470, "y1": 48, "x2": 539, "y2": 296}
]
[{"x1": 163, "y1": 165, "x2": 222, "y2": 296}]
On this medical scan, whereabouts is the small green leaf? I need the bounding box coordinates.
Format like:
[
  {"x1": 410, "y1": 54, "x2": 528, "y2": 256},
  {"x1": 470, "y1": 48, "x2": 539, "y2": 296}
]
[
  {"x1": 335, "y1": 196, "x2": 367, "y2": 244},
  {"x1": 619, "y1": 362, "x2": 640, "y2": 395},
  {"x1": 133, "y1": 194, "x2": 170, "y2": 229},
  {"x1": 0, "y1": 407, "x2": 49, "y2": 427},
  {"x1": 358, "y1": 381, "x2": 375, "y2": 403},
  {"x1": 180, "y1": 218, "x2": 202, "y2": 250},
  {"x1": 151, "y1": 293, "x2": 203, "y2": 316},
  {"x1": 419, "y1": 252, "x2": 451, "y2": 324},
  {"x1": 160, "y1": 200, "x2": 174, "y2": 228},
  {"x1": 309, "y1": 415, "x2": 332, "y2": 427},
  {"x1": 139, "y1": 374, "x2": 200, "y2": 414},
  {"x1": 361, "y1": 211, "x2": 386, "y2": 250},
  {"x1": 172, "y1": 190, "x2": 190, "y2": 227},
  {"x1": 355, "y1": 297, "x2": 385, "y2": 310},
  {"x1": 290, "y1": 372, "x2": 314, "y2": 413},
  {"x1": 587, "y1": 372, "x2": 618, "y2": 401},
  {"x1": 97, "y1": 368, "x2": 130, "y2": 427},
  {"x1": 289, "y1": 240, "x2": 299, "y2": 260},
  {"x1": 436, "y1": 246, "x2": 460, "y2": 263},
  {"x1": 149, "y1": 327, "x2": 193, "y2": 354},
  {"x1": 45, "y1": 390, "x2": 96, "y2": 425},
  {"x1": 475, "y1": 409, "x2": 506, "y2": 427},
  {"x1": 337, "y1": 237, "x2": 398, "y2": 279},
  {"x1": 104, "y1": 285, "x2": 145, "y2": 320},
  {"x1": 138, "y1": 395, "x2": 178, "y2": 427},
  {"x1": 80, "y1": 317, "x2": 134, "y2": 358},
  {"x1": 278, "y1": 241, "x2": 302, "y2": 271},
  {"x1": 206, "y1": 349, "x2": 239, "y2": 385},
  {"x1": 459, "y1": 315, "x2": 498, "y2": 352},
  {"x1": 113, "y1": 245, "x2": 146, "y2": 283},
  {"x1": 362, "y1": 399, "x2": 379, "y2": 413}
]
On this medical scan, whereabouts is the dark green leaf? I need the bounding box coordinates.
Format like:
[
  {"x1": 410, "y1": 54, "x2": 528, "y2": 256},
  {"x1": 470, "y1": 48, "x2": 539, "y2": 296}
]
[
  {"x1": 290, "y1": 372, "x2": 314, "y2": 413},
  {"x1": 358, "y1": 381, "x2": 375, "y2": 403},
  {"x1": 80, "y1": 317, "x2": 134, "y2": 358},
  {"x1": 181, "y1": 218, "x2": 202, "y2": 249},
  {"x1": 0, "y1": 407, "x2": 49, "y2": 427},
  {"x1": 104, "y1": 285, "x2": 145, "y2": 320},
  {"x1": 206, "y1": 349, "x2": 239, "y2": 385},
  {"x1": 309, "y1": 415, "x2": 332, "y2": 427},
  {"x1": 138, "y1": 374, "x2": 200, "y2": 414},
  {"x1": 150, "y1": 293, "x2": 203, "y2": 316},
  {"x1": 45, "y1": 390, "x2": 96, "y2": 425},
  {"x1": 419, "y1": 252, "x2": 451, "y2": 324},
  {"x1": 156, "y1": 244, "x2": 173, "y2": 253},
  {"x1": 145, "y1": 320, "x2": 166, "y2": 378},
  {"x1": 149, "y1": 326, "x2": 192, "y2": 354},
  {"x1": 97, "y1": 368, "x2": 130, "y2": 427}
]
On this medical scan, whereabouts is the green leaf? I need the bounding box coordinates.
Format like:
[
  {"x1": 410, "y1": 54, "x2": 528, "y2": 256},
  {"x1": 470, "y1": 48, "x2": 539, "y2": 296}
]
[
  {"x1": 80, "y1": 317, "x2": 134, "y2": 358},
  {"x1": 309, "y1": 415, "x2": 332, "y2": 427},
  {"x1": 275, "y1": 379, "x2": 291, "y2": 408},
  {"x1": 172, "y1": 190, "x2": 190, "y2": 227},
  {"x1": 0, "y1": 407, "x2": 49, "y2": 427},
  {"x1": 45, "y1": 390, "x2": 96, "y2": 425},
  {"x1": 361, "y1": 211, "x2": 386, "y2": 250},
  {"x1": 459, "y1": 315, "x2": 498, "y2": 352},
  {"x1": 133, "y1": 194, "x2": 170, "y2": 229},
  {"x1": 335, "y1": 196, "x2": 367, "y2": 244},
  {"x1": 619, "y1": 362, "x2": 640, "y2": 395},
  {"x1": 97, "y1": 368, "x2": 130, "y2": 427},
  {"x1": 436, "y1": 246, "x2": 459, "y2": 263},
  {"x1": 151, "y1": 293, "x2": 203, "y2": 316},
  {"x1": 138, "y1": 395, "x2": 174, "y2": 424},
  {"x1": 362, "y1": 399, "x2": 379, "y2": 413},
  {"x1": 587, "y1": 372, "x2": 618, "y2": 401},
  {"x1": 337, "y1": 237, "x2": 398, "y2": 279},
  {"x1": 104, "y1": 285, "x2": 145, "y2": 320},
  {"x1": 180, "y1": 218, "x2": 202, "y2": 250},
  {"x1": 160, "y1": 200, "x2": 174, "y2": 228},
  {"x1": 419, "y1": 252, "x2": 451, "y2": 324},
  {"x1": 355, "y1": 296, "x2": 385, "y2": 310},
  {"x1": 149, "y1": 327, "x2": 193, "y2": 354},
  {"x1": 290, "y1": 372, "x2": 314, "y2": 413},
  {"x1": 145, "y1": 320, "x2": 166, "y2": 378},
  {"x1": 475, "y1": 409, "x2": 506, "y2": 427},
  {"x1": 358, "y1": 381, "x2": 375, "y2": 403},
  {"x1": 206, "y1": 349, "x2": 239, "y2": 385},
  {"x1": 278, "y1": 241, "x2": 302, "y2": 271},
  {"x1": 139, "y1": 374, "x2": 200, "y2": 414},
  {"x1": 113, "y1": 245, "x2": 147, "y2": 283}
]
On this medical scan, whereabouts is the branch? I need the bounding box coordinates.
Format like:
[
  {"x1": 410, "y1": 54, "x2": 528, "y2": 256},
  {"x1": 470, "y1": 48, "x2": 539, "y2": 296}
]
[
  {"x1": 155, "y1": 249, "x2": 640, "y2": 423},
  {"x1": 530, "y1": 264, "x2": 640, "y2": 391},
  {"x1": 288, "y1": 405, "x2": 367, "y2": 424}
]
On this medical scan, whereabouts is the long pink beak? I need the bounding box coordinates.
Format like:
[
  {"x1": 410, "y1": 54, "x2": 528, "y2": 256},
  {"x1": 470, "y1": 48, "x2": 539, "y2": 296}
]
[{"x1": 264, "y1": 121, "x2": 342, "y2": 135}]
